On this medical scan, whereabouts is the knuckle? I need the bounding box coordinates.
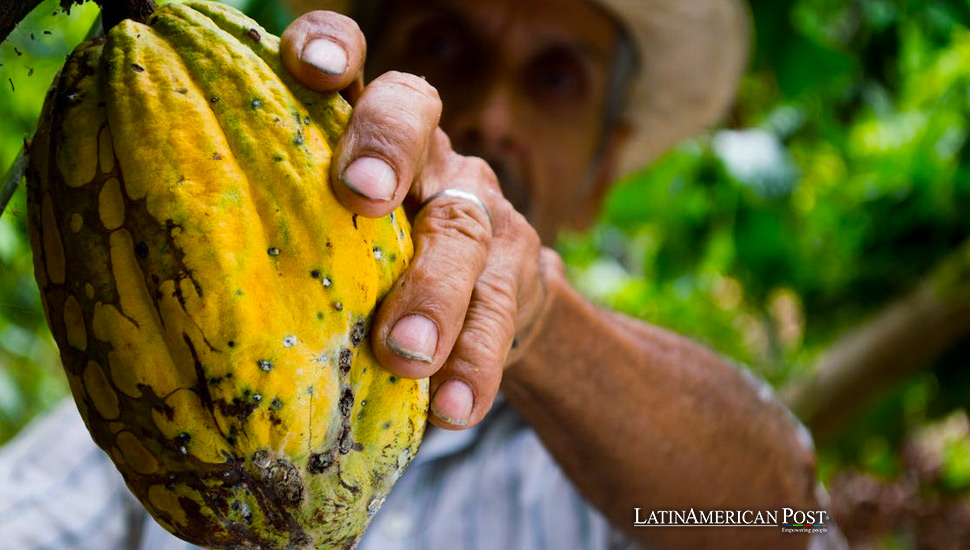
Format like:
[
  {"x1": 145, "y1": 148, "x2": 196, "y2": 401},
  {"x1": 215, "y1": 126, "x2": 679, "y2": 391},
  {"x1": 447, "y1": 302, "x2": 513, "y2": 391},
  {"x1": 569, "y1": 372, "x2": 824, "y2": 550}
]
[
  {"x1": 376, "y1": 71, "x2": 442, "y2": 108},
  {"x1": 475, "y1": 273, "x2": 518, "y2": 320},
  {"x1": 421, "y1": 200, "x2": 493, "y2": 248},
  {"x1": 459, "y1": 155, "x2": 500, "y2": 192},
  {"x1": 372, "y1": 111, "x2": 424, "y2": 151}
]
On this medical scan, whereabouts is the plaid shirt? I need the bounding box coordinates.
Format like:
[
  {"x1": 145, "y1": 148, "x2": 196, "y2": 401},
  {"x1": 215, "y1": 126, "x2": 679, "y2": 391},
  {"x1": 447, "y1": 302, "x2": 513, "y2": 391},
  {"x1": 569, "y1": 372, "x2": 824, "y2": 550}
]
[{"x1": 0, "y1": 397, "x2": 636, "y2": 550}]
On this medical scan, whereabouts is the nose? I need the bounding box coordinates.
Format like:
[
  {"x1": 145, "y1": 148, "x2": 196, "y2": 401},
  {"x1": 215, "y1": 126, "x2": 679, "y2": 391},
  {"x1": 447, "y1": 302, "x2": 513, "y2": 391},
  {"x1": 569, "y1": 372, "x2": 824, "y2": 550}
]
[{"x1": 444, "y1": 82, "x2": 518, "y2": 157}]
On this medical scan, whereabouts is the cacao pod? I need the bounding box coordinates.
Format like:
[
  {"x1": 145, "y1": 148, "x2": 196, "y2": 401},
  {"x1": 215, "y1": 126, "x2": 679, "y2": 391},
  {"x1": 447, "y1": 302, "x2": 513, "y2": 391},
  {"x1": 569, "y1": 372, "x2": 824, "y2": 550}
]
[{"x1": 26, "y1": 2, "x2": 428, "y2": 548}]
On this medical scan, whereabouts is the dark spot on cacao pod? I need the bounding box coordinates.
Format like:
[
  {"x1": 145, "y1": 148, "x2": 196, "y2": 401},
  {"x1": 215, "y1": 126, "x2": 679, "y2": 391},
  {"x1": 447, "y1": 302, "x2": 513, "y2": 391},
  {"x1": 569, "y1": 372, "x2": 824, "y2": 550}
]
[
  {"x1": 339, "y1": 388, "x2": 354, "y2": 417},
  {"x1": 134, "y1": 241, "x2": 149, "y2": 258},
  {"x1": 382, "y1": 421, "x2": 391, "y2": 429},
  {"x1": 389, "y1": 253, "x2": 397, "y2": 262},
  {"x1": 273, "y1": 155, "x2": 283, "y2": 162},
  {"x1": 212, "y1": 152, "x2": 222, "y2": 160},
  {"x1": 247, "y1": 28, "x2": 261, "y2": 42},
  {"x1": 222, "y1": 396, "x2": 258, "y2": 421},
  {"x1": 333, "y1": 301, "x2": 343, "y2": 312},
  {"x1": 176, "y1": 87, "x2": 188, "y2": 94},
  {"x1": 131, "y1": 63, "x2": 144, "y2": 72},
  {"x1": 270, "y1": 397, "x2": 283, "y2": 411},
  {"x1": 151, "y1": 274, "x2": 159, "y2": 283},
  {"x1": 227, "y1": 340, "x2": 235, "y2": 348},
  {"x1": 310, "y1": 269, "x2": 321, "y2": 279},
  {"x1": 352, "y1": 214, "x2": 358, "y2": 229},
  {"x1": 251, "y1": 98, "x2": 261, "y2": 109},
  {"x1": 303, "y1": 116, "x2": 311, "y2": 125},
  {"x1": 338, "y1": 428, "x2": 354, "y2": 454},
  {"x1": 316, "y1": 311, "x2": 324, "y2": 320},
  {"x1": 389, "y1": 376, "x2": 397, "y2": 383},
  {"x1": 252, "y1": 393, "x2": 262, "y2": 403},
  {"x1": 512, "y1": 337, "x2": 519, "y2": 349},
  {"x1": 257, "y1": 359, "x2": 273, "y2": 372},
  {"x1": 351, "y1": 318, "x2": 365, "y2": 347},
  {"x1": 252, "y1": 450, "x2": 271, "y2": 468},
  {"x1": 308, "y1": 451, "x2": 334, "y2": 474},
  {"x1": 210, "y1": 96, "x2": 220, "y2": 103},
  {"x1": 266, "y1": 459, "x2": 303, "y2": 506},
  {"x1": 293, "y1": 133, "x2": 304, "y2": 146},
  {"x1": 267, "y1": 247, "x2": 280, "y2": 256},
  {"x1": 322, "y1": 276, "x2": 332, "y2": 288},
  {"x1": 175, "y1": 432, "x2": 191, "y2": 455},
  {"x1": 339, "y1": 348, "x2": 352, "y2": 374}
]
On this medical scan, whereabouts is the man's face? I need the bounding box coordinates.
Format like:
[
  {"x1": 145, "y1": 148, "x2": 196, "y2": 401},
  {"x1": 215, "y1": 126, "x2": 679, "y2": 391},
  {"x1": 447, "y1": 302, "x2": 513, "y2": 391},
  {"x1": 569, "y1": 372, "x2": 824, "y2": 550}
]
[{"x1": 366, "y1": 0, "x2": 623, "y2": 242}]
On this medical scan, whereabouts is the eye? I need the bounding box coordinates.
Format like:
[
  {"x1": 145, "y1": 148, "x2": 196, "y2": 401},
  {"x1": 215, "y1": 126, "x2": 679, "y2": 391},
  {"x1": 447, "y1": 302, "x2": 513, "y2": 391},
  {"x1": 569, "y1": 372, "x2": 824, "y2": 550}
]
[
  {"x1": 527, "y1": 49, "x2": 589, "y2": 104},
  {"x1": 406, "y1": 17, "x2": 469, "y2": 69}
]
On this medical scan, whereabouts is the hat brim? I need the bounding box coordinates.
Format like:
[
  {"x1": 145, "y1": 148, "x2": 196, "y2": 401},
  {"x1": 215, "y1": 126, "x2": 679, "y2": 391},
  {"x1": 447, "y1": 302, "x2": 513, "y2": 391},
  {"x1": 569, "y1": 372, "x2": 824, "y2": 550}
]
[
  {"x1": 598, "y1": 0, "x2": 750, "y2": 175},
  {"x1": 282, "y1": 0, "x2": 751, "y2": 175}
]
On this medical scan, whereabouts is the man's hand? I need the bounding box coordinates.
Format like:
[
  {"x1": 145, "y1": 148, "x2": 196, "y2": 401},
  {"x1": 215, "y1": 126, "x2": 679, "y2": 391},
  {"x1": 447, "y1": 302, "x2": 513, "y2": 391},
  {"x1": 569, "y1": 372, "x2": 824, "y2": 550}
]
[{"x1": 281, "y1": 11, "x2": 554, "y2": 430}]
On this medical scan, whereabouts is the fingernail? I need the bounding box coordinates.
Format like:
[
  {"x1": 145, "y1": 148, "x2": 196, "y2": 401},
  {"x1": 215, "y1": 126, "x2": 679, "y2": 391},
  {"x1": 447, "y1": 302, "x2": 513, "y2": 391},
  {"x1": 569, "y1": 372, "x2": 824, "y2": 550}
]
[
  {"x1": 387, "y1": 314, "x2": 437, "y2": 363},
  {"x1": 301, "y1": 38, "x2": 348, "y2": 75},
  {"x1": 431, "y1": 380, "x2": 473, "y2": 427},
  {"x1": 341, "y1": 157, "x2": 397, "y2": 201}
]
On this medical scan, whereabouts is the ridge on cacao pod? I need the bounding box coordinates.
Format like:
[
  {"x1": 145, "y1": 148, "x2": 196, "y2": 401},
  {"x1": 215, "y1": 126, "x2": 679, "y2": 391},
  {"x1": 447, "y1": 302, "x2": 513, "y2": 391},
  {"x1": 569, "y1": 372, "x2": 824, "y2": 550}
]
[{"x1": 26, "y1": 2, "x2": 429, "y2": 548}]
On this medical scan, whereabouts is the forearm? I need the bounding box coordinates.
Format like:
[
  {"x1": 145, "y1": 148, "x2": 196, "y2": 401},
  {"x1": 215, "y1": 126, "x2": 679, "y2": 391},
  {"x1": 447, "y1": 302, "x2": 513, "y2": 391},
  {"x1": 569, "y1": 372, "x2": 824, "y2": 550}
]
[{"x1": 502, "y1": 267, "x2": 818, "y2": 549}]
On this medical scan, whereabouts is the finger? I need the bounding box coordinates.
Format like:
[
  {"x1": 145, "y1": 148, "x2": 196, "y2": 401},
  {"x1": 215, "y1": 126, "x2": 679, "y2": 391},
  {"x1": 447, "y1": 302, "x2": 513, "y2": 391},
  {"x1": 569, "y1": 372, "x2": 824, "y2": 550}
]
[
  {"x1": 331, "y1": 72, "x2": 442, "y2": 217},
  {"x1": 370, "y1": 184, "x2": 494, "y2": 379},
  {"x1": 427, "y1": 258, "x2": 519, "y2": 429},
  {"x1": 428, "y1": 206, "x2": 542, "y2": 428},
  {"x1": 280, "y1": 11, "x2": 366, "y2": 92}
]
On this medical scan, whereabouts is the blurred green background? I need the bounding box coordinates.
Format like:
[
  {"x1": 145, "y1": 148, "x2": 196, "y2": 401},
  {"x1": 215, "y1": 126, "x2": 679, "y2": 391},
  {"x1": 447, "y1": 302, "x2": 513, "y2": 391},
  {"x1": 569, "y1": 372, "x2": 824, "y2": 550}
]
[{"x1": 1, "y1": 0, "x2": 968, "y2": 547}]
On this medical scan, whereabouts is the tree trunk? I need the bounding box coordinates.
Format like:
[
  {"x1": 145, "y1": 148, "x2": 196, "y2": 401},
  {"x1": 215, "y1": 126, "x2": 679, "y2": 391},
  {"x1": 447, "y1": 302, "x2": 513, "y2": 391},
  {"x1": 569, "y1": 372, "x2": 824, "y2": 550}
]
[{"x1": 781, "y1": 239, "x2": 970, "y2": 441}]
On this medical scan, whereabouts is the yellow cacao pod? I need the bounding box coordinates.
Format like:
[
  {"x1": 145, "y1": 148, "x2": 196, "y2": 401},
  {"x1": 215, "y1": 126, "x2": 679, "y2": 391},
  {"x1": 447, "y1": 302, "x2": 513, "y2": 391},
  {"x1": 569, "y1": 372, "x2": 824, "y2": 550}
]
[{"x1": 26, "y1": 2, "x2": 428, "y2": 548}]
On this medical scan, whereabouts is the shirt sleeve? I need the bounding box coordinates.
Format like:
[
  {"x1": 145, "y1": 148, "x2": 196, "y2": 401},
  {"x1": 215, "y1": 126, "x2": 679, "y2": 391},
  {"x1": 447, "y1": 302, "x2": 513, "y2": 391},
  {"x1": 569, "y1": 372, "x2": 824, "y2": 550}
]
[{"x1": 0, "y1": 400, "x2": 141, "y2": 550}]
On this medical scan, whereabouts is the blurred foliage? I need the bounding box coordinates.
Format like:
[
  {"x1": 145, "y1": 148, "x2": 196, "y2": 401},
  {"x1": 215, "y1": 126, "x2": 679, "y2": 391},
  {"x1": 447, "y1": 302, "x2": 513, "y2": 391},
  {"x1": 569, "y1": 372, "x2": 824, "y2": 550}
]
[
  {"x1": 0, "y1": 0, "x2": 967, "y2": 516},
  {"x1": 561, "y1": 0, "x2": 970, "y2": 486}
]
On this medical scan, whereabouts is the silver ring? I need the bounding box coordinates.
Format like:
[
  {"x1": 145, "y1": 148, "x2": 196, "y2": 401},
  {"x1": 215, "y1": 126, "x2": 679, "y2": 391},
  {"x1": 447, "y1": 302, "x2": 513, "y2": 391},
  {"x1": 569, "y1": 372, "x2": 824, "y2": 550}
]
[{"x1": 420, "y1": 189, "x2": 493, "y2": 229}]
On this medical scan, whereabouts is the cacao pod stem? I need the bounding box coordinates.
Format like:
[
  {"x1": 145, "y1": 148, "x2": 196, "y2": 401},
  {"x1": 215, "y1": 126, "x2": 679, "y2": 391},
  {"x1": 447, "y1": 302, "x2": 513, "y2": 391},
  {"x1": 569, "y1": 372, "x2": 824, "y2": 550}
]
[{"x1": 95, "y1": 0, "x2": 156, "y2": 31}]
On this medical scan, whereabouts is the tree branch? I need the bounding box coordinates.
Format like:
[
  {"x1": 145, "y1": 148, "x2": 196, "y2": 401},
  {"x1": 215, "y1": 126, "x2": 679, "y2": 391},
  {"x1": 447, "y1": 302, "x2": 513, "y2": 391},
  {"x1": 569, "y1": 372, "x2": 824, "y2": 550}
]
[
  {"x1": 781, "y1": 238, "x2": 970, "y2": 441},
  {"x1": 96, "y1": 0, "x2": 156, "y2": 32},
  {"x1": 0, "y1": 0, "x2": 45, "y2": 45},
  {"x1": 1, "y1": 0, "x2": 155, "y2": 46}
]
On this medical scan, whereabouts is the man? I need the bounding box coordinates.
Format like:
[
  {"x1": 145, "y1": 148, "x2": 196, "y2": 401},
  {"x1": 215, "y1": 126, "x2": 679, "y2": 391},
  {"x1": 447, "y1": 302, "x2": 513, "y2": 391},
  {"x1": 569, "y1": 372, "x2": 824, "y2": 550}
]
[{"x1": 0, "y1": 0, "x2": 842, "y2": 549}]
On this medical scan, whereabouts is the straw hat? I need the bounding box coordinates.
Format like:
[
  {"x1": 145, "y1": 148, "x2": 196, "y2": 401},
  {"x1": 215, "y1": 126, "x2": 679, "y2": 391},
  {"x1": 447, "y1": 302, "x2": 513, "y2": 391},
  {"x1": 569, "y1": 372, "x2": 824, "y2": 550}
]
[{"x1": 281, "y1": 0, "x2": 750, "y2": 176}]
